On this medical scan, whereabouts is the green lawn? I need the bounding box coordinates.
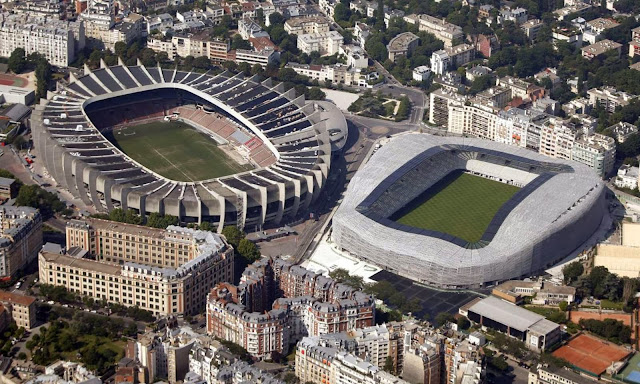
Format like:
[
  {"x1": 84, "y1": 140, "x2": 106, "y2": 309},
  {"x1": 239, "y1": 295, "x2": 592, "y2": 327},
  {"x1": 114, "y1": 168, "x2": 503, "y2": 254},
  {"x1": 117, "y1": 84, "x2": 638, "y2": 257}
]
[
  {"x1": 391, "y1": 171, "x2": 520, "y2": 243},
  {"x1": 103, "y1": 121, "x2": 251, "y2": 182}
]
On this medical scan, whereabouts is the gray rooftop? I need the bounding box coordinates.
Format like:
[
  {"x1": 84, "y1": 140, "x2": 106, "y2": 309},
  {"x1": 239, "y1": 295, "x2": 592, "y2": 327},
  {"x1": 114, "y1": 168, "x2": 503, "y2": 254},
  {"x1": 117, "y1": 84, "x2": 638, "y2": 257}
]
[{"x1": 469, "y1": 296, "x2": 550, "y2": 333}]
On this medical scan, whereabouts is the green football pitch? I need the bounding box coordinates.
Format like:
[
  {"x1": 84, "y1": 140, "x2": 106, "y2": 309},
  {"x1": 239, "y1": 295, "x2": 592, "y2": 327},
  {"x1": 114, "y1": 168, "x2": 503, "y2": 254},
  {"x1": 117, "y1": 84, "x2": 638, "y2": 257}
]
[
  {"x1": 391, "y1": 171, "x2": 521, "y2": 243},
  {"x1": 104, "y1": 121, "x2": 251, "y2": 182}
]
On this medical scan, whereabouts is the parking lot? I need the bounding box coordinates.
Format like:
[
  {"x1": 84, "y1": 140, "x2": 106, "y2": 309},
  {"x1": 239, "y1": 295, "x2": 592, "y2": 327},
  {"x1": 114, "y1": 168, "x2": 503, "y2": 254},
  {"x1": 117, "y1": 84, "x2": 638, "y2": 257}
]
[{"x1": 370, "y1": 270, "x2": 482, "y2": 320}]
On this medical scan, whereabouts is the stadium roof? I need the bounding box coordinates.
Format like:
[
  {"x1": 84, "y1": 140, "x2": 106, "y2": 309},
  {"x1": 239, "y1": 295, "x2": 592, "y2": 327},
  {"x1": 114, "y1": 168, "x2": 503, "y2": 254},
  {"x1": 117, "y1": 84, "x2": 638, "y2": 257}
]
[{"x1": 332, "y1": 134, "x2": 606, "y2": 287}]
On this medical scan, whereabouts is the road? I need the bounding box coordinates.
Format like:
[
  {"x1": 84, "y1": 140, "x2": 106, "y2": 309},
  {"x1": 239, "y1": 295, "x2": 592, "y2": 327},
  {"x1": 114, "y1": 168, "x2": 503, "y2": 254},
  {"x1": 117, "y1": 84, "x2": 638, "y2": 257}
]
[
  {"x1": 373, "y1": 61, "x2": 427, "y2": 124},
  {"x1": 291, "y1": 111, "x2": 424, "y2": 262}
]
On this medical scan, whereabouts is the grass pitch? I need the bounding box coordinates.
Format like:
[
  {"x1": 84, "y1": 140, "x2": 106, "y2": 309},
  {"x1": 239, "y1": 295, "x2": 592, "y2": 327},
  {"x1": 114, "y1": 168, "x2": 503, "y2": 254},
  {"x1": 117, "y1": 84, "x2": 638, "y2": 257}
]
[
  {"x1": 391, "y1": 171, "x2": 521, "y2": 243},
  {"x1": 104, "y1": 121, "x2": 250, "y2": 182}
]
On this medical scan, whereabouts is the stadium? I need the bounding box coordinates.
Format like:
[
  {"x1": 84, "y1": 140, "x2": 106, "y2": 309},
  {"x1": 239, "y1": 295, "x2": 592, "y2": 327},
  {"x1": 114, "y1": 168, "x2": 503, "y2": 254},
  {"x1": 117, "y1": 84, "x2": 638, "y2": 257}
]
[
  {"x1": 332, "y1": 134, "x2": 607, "y2": 288},
  {"x1": 32, "y1": 61, "x2": 345, "y2": 231}
]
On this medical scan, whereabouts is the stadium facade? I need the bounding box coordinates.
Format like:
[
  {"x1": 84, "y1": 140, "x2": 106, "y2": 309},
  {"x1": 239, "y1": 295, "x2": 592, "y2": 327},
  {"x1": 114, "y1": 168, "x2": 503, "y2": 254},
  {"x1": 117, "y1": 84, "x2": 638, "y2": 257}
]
[
  {"x1": 32, "y1": 60, "x2": 343, "y2": 231},
  {"x1": 332, "y1": 134, "x2": 607, "y2": 288}
]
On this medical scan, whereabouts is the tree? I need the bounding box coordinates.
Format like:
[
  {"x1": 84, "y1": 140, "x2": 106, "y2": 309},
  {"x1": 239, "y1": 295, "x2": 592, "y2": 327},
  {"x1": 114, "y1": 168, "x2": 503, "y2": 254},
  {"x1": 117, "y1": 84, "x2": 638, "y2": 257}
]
[
  {"x1": 8, "y1": 48, "x2": 26, "y2": 74},
  {"x1": 283, "y1": 372, "x2": 299, "y2": 384},
  {"x1": 15, "y1": 184, "x2": 67, "y2": 219},
  {"x1": 237, "y1": 238, "x2": 261, "y2": 262},
  {"x1": 334, "y1": 3, "x2": 351, "y2": 22},
  {"x1": 114, "y1": 42, "x2": 128, "y2": 58},
  {"x1": 306, "y1": 87, "x2": 326, "y2": 100},
  {"x1": 456, "y1": 316, "x2": 471, "y2": 330},
  {"x1": 562, "y1": 261, "x2": 584, "y2": 284},
  {"x1": 384, "y1": 356, "x2": 395, "y2": 374},
  {"x1": 108, "y1": 208, "x2": 126, "y2": 223},
  {"x1": 558, "y1": 301, "x2": 568, "y2": 312},
  {"x1": 231, "y1": 34, "x2": 251, "y2": 49},
  {"x1": 193, "y1": 56, "x2": 211, "y2": 70},
  {"x1": 329, "y1": 268, "x2": 365, "y2": 290},
  {"x1": 490, "y1": 356, "x2": 509, "y2": 371},
  {"x1": 268, "y1": 12, "x2": 285, "y2": 27},
  {"x1": 435, "y1": 312, "x2": 455, "y2": 327},
  {"x1": 278, "y1": 67, "x2": 299, "y2": 82},
  {"x1": 222, "y1": 226, "x2": 244, "y2": 248},
  {"x1": 34, "y1": 57, "x2": 52, "y2": 99},
  {"x1": 124, "y1": 209, "x2": 143, "y2": 225}
]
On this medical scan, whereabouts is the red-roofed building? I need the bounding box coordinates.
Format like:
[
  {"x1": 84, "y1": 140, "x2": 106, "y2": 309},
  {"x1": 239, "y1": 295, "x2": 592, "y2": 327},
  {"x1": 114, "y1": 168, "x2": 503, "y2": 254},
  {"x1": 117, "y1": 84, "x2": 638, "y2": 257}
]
[
  {"x1": 250, "y1": 36, "x2": 277, "y2": 52},
  {"x1": 0, "y1": 291, "x2": 36, "y2": 330}
]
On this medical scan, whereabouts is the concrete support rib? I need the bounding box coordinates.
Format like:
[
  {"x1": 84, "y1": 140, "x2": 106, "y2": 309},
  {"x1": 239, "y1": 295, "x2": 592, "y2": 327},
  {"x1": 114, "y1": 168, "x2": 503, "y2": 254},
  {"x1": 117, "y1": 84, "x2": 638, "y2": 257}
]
[
  {"x1": 74, "y1": 162, "x2": 93, "y2": 206},
  {"x1": 34, "y1": 65, "x2": 340, "y2": 228},
  {"x1": 301, "y1": 175, "x2": 314, "y2": 212},
  {"x1": 102, "y1": 177, "x2": 115, "y2": 211},
  {"x1": 87, "y1": 169, "x2": 104, "y2": 211}
]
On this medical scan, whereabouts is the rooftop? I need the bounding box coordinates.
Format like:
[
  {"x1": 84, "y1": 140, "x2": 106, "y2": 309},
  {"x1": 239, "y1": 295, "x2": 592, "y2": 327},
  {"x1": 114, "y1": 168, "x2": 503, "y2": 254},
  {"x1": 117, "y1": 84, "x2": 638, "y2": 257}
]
[
  {"x1": 40, "y1": 251, "x2": 122, "y2": 275},
  {"x1": 469, "y1": 296, "x2": 551, "y2": 332},
  {"x1": 587, "y1": 17, "x2": 620, "y2": 31},
  {"x1": 581, "y1": 39, "x2": 622, "y2": 57},
  {"x1": 0, "y1": 291, "x2": 36, "y2": 306},
  {"x1": 387, "y1": 32, "x2": 419, "y2": 51}
]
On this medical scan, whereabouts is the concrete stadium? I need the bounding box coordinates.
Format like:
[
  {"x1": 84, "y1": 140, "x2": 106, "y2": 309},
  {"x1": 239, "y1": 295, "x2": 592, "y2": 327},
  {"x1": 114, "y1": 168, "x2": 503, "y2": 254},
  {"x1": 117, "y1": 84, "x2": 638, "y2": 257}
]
[
  {"x1": 32, "y1": 60, "x2": 346, "y2": 231},
  {"x1": 332, "y1": 134, "x2": 607, "y2": 288}
]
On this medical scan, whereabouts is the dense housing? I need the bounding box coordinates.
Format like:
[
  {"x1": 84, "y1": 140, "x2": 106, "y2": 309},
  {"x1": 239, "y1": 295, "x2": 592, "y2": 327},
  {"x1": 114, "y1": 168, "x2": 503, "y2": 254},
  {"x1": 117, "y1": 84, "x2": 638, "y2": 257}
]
[{"x1": 206, "y1": 257, "x2": 374, "y2": 360}]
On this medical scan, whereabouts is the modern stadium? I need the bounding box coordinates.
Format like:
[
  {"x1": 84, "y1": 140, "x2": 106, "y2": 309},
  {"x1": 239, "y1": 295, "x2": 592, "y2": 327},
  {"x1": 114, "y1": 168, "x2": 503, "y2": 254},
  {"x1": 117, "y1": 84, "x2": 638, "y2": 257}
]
[
  {"x1": 332, "y1": 134, "x2": 607, "y2": 288},
  {"x1": 32, "y1": 60, "x2": 346, "y2": 231}
]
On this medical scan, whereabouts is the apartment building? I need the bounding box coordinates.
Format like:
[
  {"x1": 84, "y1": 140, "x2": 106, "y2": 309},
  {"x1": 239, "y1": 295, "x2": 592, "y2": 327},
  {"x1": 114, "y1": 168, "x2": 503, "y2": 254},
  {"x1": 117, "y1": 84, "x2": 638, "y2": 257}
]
[
  {"x1": 0, "y1": 16, "x2": 84, "y2": 67},
  {"x1": 494, "y1": 108, "x2": 550, "y2": 151},
  {"x1": 286, "y1": 63, "x2": 378, "y2": 87},
  {"x1": 553, "y1": 3, "x2": 591, "y2": 21},
  {"x1": 581, "y1": 39, "x2": 622, "y2": 60},
  {"x1": 148, "y1": 33, "x2": 230, "y2": 63},
  {"x1": 387, "y1": 32, "x2": 419, "y2": 61},
  {"x1": 233, "y1": 48, "x2": 279, "y2": 67},
  {"x1": 79, "y1": 0, "x2": 114, "y2": 42},
  {"x1": 296, "y1": 337, "x2": 411, "y2": 384},
  {"x1": 521, "y1": 19, "x2": 543, "y2": 40},
  {"x1": 587, "y1": 86, "x2": 634, "y2": 113},
  {"x1": 136, "y1": 325, "x2": 214, "y2": 383},
  {"x1": 428, "y1": 88, "x2": 467, "y2": 127},
  {"x1": 571, "y1": 133, "x2": 616, "y2": 178},
  {"x1": 42, "y1": 221, "x2": 234, "y2": 316},
  {"x1": 430, "y1": 50, "x2": 450, "y2": 75},
  {"x1": 403, "y1": 14, "x2": 463, "y2": 48},
  {"x1": 238, "y1": 18, "x2": 269, "y2": 40},
  {"x1": 629, "y1": 26, "x2": 640, "y2": 57},
  {"x1": 445, "y1": 43, "x2": 475, "y2": 68},
  {"x1": 609, "y1": 121, "x2": 638, "y2": 143},
  {"x1": 552, "y1": 27, "x2": 583, "y2": 48},
  {"x1": 0, "y1": 206, "x2": 42, "y2": 279},
  {"x1": 206, "y1": 257, "x2": 375, "y2": 360},
  {"x1": 498, "y1": 7, "x2": 527, "y2": 25},
  {"x1": 539, "y1": 119, "x2": 578, "y2": 160},
  {"x1": 475, "y1": 86, "x2": 511, "y2": 109},
  {"x1": 297, "y1": 31, "x2": 343, "y2": 55},
  {"x1": 296, "y1": 321, "x2": 484, "y2": 384},
  {"x1": 583, "y1": 18, "x2": 619, "y2": 44},
  {"x1": 284, "y1": 16, "x2": 330, "y2": 35},
  {"x1": 0, "y1": 291, "x2": 36, "y2": 330},
  {"x1": 146, "y1": 13, "x2": 174, "y2": 34}
]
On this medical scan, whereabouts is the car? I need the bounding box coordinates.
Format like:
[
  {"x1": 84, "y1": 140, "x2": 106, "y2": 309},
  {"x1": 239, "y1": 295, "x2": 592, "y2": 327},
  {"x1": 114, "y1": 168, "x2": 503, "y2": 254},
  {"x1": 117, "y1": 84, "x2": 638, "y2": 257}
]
[{"x1": 47, "y1": 301, "x2": 54, "y2": 305}]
